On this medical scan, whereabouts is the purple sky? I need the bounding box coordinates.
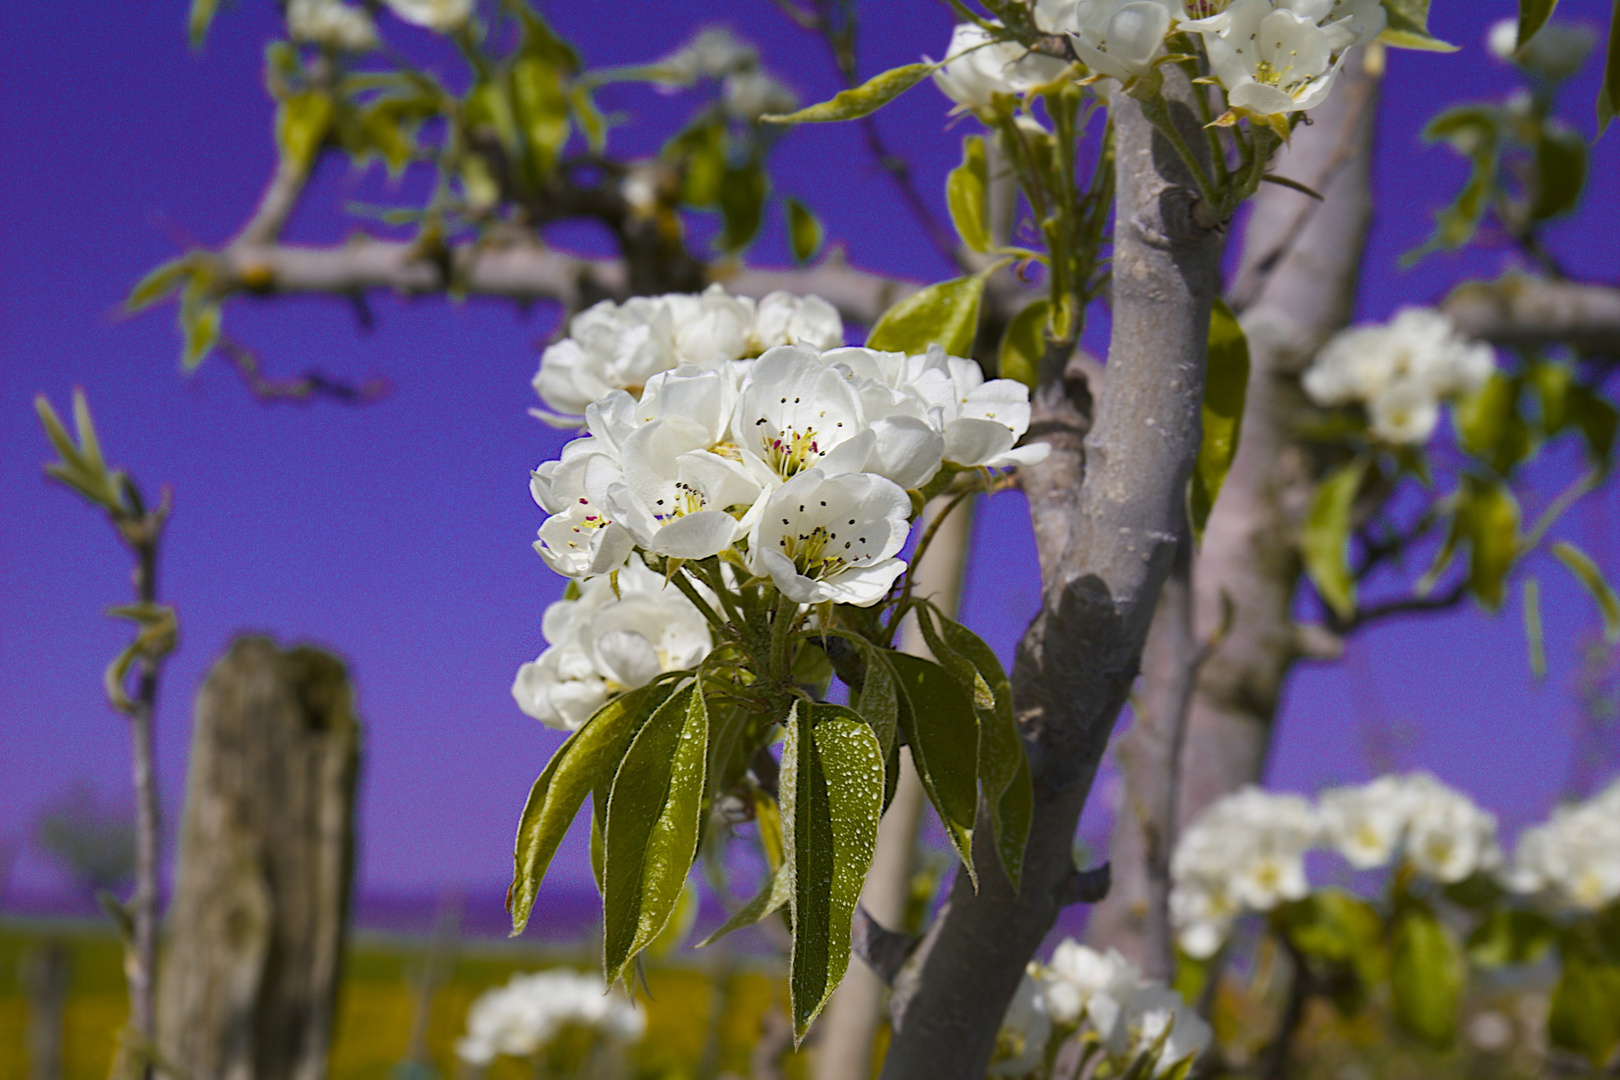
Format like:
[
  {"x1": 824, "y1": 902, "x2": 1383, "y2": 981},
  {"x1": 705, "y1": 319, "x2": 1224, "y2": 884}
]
[{"x1": 3, "y1": 1, "x2": 1618, "y2": 904}]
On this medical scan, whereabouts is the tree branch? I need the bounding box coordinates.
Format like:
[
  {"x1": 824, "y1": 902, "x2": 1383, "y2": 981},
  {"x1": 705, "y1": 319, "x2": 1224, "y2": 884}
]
[
  {"x1": 880, "y1": 69, "x2": 1224, "y2": 1080},
  {"x1": 1444, "y1": 276, "x2": 1620, "y2": 355}
]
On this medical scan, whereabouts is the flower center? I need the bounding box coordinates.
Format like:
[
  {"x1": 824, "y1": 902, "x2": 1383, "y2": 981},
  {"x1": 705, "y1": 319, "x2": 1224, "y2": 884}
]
[
  {"x1": 756, "y1": 421, "x2": 822, "y2": 477},
  {"x1": 652, "y1": 482, "x2": 707, "y2": 523}
]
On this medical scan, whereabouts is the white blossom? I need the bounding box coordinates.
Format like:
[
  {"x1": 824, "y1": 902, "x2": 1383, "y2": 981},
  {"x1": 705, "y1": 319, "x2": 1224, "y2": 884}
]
[
  {"x1": 1401, "y1": 772, "x2": 1503, "y2": 883},
  {"x1": 1303, "y1": 307, "x2": 1495, "y2": 445},
  {"x1": 1171, "y1": 786, "x2": 1319, "y2": 956},
  {"x1": 1038, "y1": 940, "x2": 1140, "y2": 1035},
  {"x1": 456, "y1": 969, "x2": 644, "y2": 1065},
  {"x1": 286, "y1": 0, "x2": 378, "y2": 51},
  {"x1": 1505, "y1": 778, "x2": 1620, "y2": 910},
  {"x1": 1319, "y1": 774, "x2": 1411, "y2": 869},
  {"x1": 931, "y1": 23, "x2": 1072, "y2": 111},
  {"x1": 989, "y1": 970, "x2": 1054, "y2": 1078},
  {"x1": 748, "y1": 468, "x2": 912, "y2": 606},
  {"x1": 383, "y1": 0, "x2": 473, "y2": 33},
  {"x1": 1488, "y1": 18, "x2": 1595, "y2": 81},
  {"x1": 1184, "y1": 0, "x2": 1385, "y2": 119},
  {"x1": 1062, "y1": 0, "x2": 1182, "y2": 83},
  {"x1": 1116, "y1": 984, "x2": 1214, "y2": 1075},
  {"x1": 724, "y1": 69, "x2": 799, "y2": 120},
  {"x1": 532, "y1": 286, "x2": 846, "y2": 424},
  {"x1": 512, "y1": 562, "x2": 712, "y2": 731}
]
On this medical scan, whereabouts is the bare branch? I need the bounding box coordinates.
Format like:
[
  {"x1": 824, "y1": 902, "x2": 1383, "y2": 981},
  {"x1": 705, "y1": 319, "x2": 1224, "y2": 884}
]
[
  {"x1": 1444, "y1": 276, "x2": 1620, "y2": 355},
  {"x1": 217, "y1": 337, "x2": 390, "y2": 406},
  {"x1": 851, "y1": 904, "x2": 920, "y2": 986},
  {"x1": 1331, "y1": 579, "x2": 1468, "y2": 632},
  {"x1": 1056, "y1": 862, "x2": 1112, "y2": 907}
]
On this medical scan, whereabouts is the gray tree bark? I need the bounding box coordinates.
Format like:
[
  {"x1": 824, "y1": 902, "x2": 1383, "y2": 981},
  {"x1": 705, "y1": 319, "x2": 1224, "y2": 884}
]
[
  {"x1": 157, "y1": 636, "x2": 361, "y2": 1080},
  {"x1": 24, "y1": 940, "x2": 70, "y2": 1080},
  {"x1": 1087, "y1": 58, "x2": 1380, "y2": 966},
  {"x1": 879, "y1": 69, "x2": 1223, "y2": 1080}
]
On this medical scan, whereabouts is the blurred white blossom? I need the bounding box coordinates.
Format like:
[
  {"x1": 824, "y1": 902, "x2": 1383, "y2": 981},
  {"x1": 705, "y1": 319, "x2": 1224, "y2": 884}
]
[
  {"x1": 286, "y1": 0, "x2": 378, "y2": 51},
  {"x1": 931, "y1": 23, "x2": 1072, "y2": 111},
  {"x1": 383, "y1": 0, "x2": 473, "y2": 33},
  {"x1": 455, "y1": 969, "x2": 644, "y2": 1065},
  {"x1": 1318, "y1": 772, "x2": 1503, "y2": 882},
  {"x1": 1505, "y1": 777, "x2": 1620, "y2": 909},
  {"x1": 1303, "y1": 307, "x2": 1495, "y2": 445}
]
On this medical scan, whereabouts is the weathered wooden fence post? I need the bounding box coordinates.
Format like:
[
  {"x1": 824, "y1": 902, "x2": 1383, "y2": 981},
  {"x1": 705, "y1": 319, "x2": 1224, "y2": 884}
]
[{"x1": 157, "y1": 637, "x2": 361, "y2": 1080}]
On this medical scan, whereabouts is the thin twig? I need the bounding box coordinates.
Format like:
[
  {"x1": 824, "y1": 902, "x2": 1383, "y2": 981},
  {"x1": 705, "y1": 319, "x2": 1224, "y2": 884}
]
[{"x1": 217, "y1": 337, "x2": 391, "y2": 406}]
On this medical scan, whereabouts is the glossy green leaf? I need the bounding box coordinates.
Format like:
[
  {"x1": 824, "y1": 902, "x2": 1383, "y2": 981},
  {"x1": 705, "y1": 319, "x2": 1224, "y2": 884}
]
[
  {"x1": 995, "y1": 750, "x2": 1034, "y2": 891},
  {"x1": 764, "y1": 62, "x2": 935, "y2": 124},
  {"x1": 786, "y1": 705, "x2": 885, "y2": 1040},
  {"x1": 1467, "y1": 908, "x2": 1556, "y2": 967},
  {"x1": 1464, "y1": 481, "x2": 1520, "y2": 611},
  {"x1": 1549, "y1": 953, "x2": 1620, "y2": 1064},
  {"x1": 848, "y1": 637, "x2": 899, "y2": 763},
  {"x1": 1303, "y1": 460, "x2": 1364, "y2": 620},
  {"x1": 697, "y1": 862, "x2": 792, "y2": 947},
  {"x1": 998, "y1": 299, "x2": 1049, "y2": 390},
  {"x1": 276, "y1": 90, "x2": 335, "y2": 172},
  {"x1": 785, "y1": 197, "x2": 823, "y2": 263},
  {"x1": 946, "y1": 135, "x2": 991, "y2": 253},
  {"x1": 1389, "y1": 904, "x2": 1464, "y2": 1049},
  {"x1": 1191, "y1": 298, "x2": 1251, "y2": 542},
  {"x1": 1551, "y1": 541, "x2": 1620, "y2": 643},
  {"x1": 126, "y1": 257, "x2": 194, "y2": 313},
  {"x1": 602, "y1": 683, "x2": 709, "y2": 984},
  {"x1": 1518, "y1": 0, "x2": 1561, "y2": 51},
  {"x1": 719, "y1": 166, "x2": 769, "y2": 252},
  {"x1": 1379, "y1": 0, "x2": 1459, "y2": 49},
  {"x1": 866, "y1": 276, "x2": 983, "y2": 357},
  {"x1": 509, "y1": 679, "x2": 677, "y2": 934},
  {"x1": 890, "y1": 651, "x2": 979, "y2": 882},
  {"x1": 1531, "y1": 124, "x2": 1587, "y2": 220}
]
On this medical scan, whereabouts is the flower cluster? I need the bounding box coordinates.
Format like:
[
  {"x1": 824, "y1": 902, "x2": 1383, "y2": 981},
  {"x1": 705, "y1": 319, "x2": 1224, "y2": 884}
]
[
  {"x1": 1303, "y1": 307, "x2": 1495, "y2": 444},
  {"x1": 932, "y1": 23, "x2": 1073, "y2": 111},
  {"x1": 1173, "y1": 774, "x2": 1504, "y2": 957},
  {"x1": 528, "y1": 306, "x2": 1044, "y2": 610},
  {"x1": 1505, "y1": 778, "x2": 1620, "y2": 911},
  {"x1": 531, "y1": 285, "x2": 843, "y2": 423},
  {"x1": 511, "y1": 562, "x2": 714, "y2": 731},
  {"x1": 286, "y1": 0, "x2": 378, "y2": 51},
  {"x1": 455, "y1": 969, "x2": 645, "y2": 1066},
  {"x1": 1171, "y1": 787, "x2": 1320, "y2": 958},
  {"x1": 991, "y1": 940, "x2": 1212, "y2": 1077},
  {"x1": 657, "y1": 27, "x2": 800, "y2": 121}
]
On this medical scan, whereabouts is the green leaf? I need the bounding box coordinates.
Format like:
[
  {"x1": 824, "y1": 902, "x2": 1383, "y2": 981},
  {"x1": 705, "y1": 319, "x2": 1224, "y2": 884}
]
[
  {"x1": 866, "y1": 276, "x2": 983, "y2": 357},
  {"x1": 764, "y1": 62, "x2": 936, "y2": 124},
  {"x1": 1280, "y1": 890, "x2": 1385, "y2": 973},
  {"x1": 1551, "y1": 541, "x2": 1620, "y2": 643},
  {"x1": 1467, "y1": 908, "x2": 1557, "y2": 967},
  {"x1": 785, "y1": 197, "x2": 823, "y2": 263},
  {"x1": 1405, "y1": 108, "x2": 1500, "y2": 262},
  {"x1": 1600, "y1": 0, "x2": 1620, "y2": 133},
  {"x1": 786, "y1": 704, "x2": 885, "y2": 1040},
  {"x1": 188, "y1": 0, "x2": 220, "y2": 49},
  {"x1": 126, "y1": 257, "x2": 194, "y2": 313},
  {"x1": 1389, "y1": 904, "x2": 1464, "y2": 1049},
  {"x1": 1569, "y1": 384, "x2": 1619, "y2": 462},
  {"x1": 1518, "y1": 0, "x2": 1561, "y2": 52},
  {"x1": 998, "y1": 299, "x2": 1049, "y2": 390},
  {"x1": 1549, "y1": 953, "x2": 1620, "y2": 1065},
  {"x1": 1463, "y1": 481, "x2": 1520, "y2": 611},
  {"x1": 719, "y1": 166, "x2": 769, "y2": 253},
  {"x1": 946, "y1": 135, "x2": 991, "y2": 253},
  {"x1": 1190, "y1": 298, "x2": 1251, "y2": 542},
  {"x1": 1524, "y1": 576, "x2": 1547, "y2": 679},
  {"x1": 511, "y1": 52, "x2": 573, "y2": 178},
  {"x1": 180, "y1": 280, "x2": 221, "y2": 373},
  {"x1": 1379, "y1": 0, "x2": 1459, "y2": 49},
  {"x1": 995, "y1": 750, "x2": 1034, "y2": 891},
  {"x1": 665, "y1": 122, "x2": 727, "y2": 207},
  {"x1": 889, "y1": 651, "x2": 979, "y2": 882},
  {"x1": 1531, "y1": 124, "x2": 1587, "y2": 221},
  {"x1": 1303, "y1": 460, "x2": 1364, "y2": 620},
  {"x1": 571, "y1": 85, "x2": 608, "y2": 154},
  {"x1": 276, "y1": 90, "x2": 335, "y2": 172},
  {"x1": 847, "y1": 637, "x2": 899, "y2": 763},
  {"x1": 697, "y1": 861, "x2": 793, "y2": 947},
  {"x1": 1530, "y1": 360, "x2": 1574, "y2": 434},
  {"x1": 1456, "y1": 372, "x2": 1531, "y2": 474},
  {"x1": 603, "y1": 682, "x2": 710, "y2": 985},
  {"x1": 509, "y1": 679, "x2": 677, "y2": 935}
]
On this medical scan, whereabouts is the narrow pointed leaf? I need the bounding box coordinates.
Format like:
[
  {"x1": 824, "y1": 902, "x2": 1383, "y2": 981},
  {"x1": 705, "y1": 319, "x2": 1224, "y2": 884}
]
[
  {"x1": 35, "y1": 396, "x2": 81, "y2": 472},
  {"x1": 1524, "y1": 576, "x2": 1546, "y2": 679},
  {"x1": 698, "y1": 862, "x2": 793, "y2": 947},
  {"x1": 1191, "y1": 299, "x2": 1250, "y2": 541},
  {"x1": 71, "y1": 389, "x2": 107, "y2": 482},
  {"x1": 126, "y1": 257, "x2": 194, "y2": 313},
  {"x1": 788, "y1": 705, "x2": 885, "y2": 1040},
  {"x1": 847, "y1": 637, "x2": 899, "y2": 762},
  {"x1": 1517, "y1": 0, "x2": 1560, "y2": 51},
  {"x1": 603, "y1": 683, "x2": 709, "y2": 984},
  {"x1": 1551, "y1": 541, "x2": 1620, "y2": 642},
  {"x1": 995, "y1": 749, "x2": 1034, "y2": 889},
  {"x1": 866, "y1": 275, "x2": 983, "y2": 357},
  {"x1": 509, "y1": 679, "x2": 677, "y2": 934},
  {"x1": 1599, "y1": 0, "x2": 1620, "y2": 133},
  {"x1": 1379, "y1": 0, "x2": 1458, "y2": 49},
  {"x1": 764, "y1": 62, "x2": 935, "y2": 124}
]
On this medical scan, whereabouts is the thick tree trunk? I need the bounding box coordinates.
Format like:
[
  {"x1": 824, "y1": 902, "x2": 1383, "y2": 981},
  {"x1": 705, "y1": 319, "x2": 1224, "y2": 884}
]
[
  {"x1": 1088, "y1": 58, "x2": 1380, "y2": 965},
  {"x1": 157, "y1": 637, "x2": 361, "y2": 1080},
  {"x1": 879, "y1": 71, "x2": 1223, "y2": 1080}
]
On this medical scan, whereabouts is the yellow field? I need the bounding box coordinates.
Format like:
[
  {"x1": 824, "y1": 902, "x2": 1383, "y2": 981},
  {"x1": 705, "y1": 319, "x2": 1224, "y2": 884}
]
[{"x1": 0, "y1": 923, "x2": 815, "y2": 1080}]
